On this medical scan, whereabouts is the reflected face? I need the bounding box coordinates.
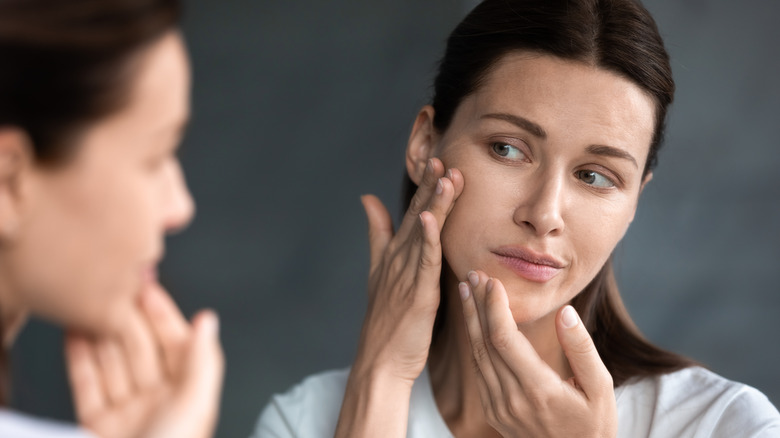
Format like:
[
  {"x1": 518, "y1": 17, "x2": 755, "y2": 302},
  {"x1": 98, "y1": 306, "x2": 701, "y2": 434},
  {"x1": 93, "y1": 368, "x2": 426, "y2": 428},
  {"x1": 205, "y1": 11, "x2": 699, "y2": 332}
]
[
  {"x1": 434, "y1": 53, "x2": 655, "y2": 325},
  {"x1": 12, "y1": 32, "x2": 194, "y2": 334}
]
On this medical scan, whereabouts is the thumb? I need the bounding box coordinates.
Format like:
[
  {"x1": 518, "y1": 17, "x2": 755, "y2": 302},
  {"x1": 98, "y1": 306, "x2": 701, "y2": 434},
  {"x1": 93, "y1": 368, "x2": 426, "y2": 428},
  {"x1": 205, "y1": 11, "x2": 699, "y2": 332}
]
[
  {"x1": 361, "y1": 194, "x2": 394, "y2": 272},
  {"x1": 171, "y1": 310, "x2": 224, "y2": 437},
  {"x1": 556, "y1": 305, "x2": 613, "y2": 398}
]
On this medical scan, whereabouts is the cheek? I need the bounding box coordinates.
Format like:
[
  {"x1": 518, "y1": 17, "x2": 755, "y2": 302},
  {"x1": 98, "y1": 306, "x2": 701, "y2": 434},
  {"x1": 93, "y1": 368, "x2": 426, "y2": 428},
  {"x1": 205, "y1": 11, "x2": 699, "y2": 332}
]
[
  {"x1": 19, "y1": 171, "x2": 159, "y2": 332},
  {"x1": 439, "y1": 162, "x2": 512, "y2": 279},
  {"x1": 565, "y1": 199, "x2": 635, "y2": 289}
]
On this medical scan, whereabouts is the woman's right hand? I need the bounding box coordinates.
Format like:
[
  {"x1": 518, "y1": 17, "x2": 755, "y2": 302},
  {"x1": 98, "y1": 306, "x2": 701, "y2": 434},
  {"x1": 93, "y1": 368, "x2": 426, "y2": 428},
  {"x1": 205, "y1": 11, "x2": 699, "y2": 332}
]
[
  {"x1": 65, "y1": 285, "x2": 224, "y2": 438},
  {"x1": 335, "y1": 157, "x2": 463, "y2": 437}
]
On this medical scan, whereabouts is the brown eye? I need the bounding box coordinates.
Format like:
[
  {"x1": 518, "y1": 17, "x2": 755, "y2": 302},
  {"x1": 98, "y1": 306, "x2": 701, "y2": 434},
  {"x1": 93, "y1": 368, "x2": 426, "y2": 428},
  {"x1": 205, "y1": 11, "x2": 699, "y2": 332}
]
[{"x1": 576, "y1": 170, "x2": 615, "y2": 188}]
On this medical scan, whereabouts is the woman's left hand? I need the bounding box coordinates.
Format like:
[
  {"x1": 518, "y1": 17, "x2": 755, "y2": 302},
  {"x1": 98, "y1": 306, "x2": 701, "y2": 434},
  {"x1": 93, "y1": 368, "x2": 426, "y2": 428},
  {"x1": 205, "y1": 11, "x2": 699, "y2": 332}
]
[{"x1": 459, "y1": 270, "x2": 617, "y2": 438}]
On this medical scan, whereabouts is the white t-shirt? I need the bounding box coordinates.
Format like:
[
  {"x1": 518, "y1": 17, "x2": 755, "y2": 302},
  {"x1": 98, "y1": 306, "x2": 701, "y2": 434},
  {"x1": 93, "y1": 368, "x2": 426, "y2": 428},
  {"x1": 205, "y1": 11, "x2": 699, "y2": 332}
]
[
  {"x1": 0, "y1": 409, "x2": 95, "y2": 438},
  {"x1": 253, "y1": 366, "x2": 780, "y2": 437}
]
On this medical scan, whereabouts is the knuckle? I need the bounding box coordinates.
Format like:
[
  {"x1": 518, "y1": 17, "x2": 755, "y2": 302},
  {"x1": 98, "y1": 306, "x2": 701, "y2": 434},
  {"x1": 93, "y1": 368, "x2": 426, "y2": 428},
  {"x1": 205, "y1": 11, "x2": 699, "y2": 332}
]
[
  {"x1": 408, "y1": 193, "x2": 426, "y2": 214},
  {"x1": 506, "y1": 394, "x2": 527, "y2": 419},
  {"x1": 488, "y1": 326, "x2": 512, "y2": 351},
  {"x1": 472, "y1": 340, "x2": 491, "y2": 364},
  {"x1": 570, "y1": 334, "x2": 596, "y2": 356}
]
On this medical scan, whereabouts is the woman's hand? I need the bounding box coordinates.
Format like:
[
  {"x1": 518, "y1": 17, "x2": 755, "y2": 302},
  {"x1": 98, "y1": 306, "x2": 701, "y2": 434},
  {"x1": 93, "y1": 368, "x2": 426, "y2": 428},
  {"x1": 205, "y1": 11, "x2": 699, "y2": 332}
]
[
  {"x1": 335, "y1": 158, "x2": 464, "y2": 437},
  {"x1": 459, "y1": 270, "x2": 617, "y2": 438},
  {"x1": 64, "y1": 285, "x2": 224, "y2": 438}
]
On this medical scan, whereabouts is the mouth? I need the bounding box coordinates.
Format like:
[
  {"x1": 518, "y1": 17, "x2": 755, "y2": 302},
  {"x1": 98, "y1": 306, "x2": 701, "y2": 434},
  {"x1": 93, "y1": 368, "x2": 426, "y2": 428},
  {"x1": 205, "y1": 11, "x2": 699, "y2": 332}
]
[
  {"x1": 491, "y1": 246, "x2": 565, "y2": 283},
  {"x1": 141, "y1": 264, "x2": 159, "y2": 286}
]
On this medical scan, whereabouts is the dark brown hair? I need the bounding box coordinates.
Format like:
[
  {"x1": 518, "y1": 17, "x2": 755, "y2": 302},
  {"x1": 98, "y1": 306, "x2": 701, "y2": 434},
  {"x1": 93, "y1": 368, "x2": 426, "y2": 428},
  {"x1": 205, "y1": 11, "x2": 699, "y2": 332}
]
[
  {"x1": 407, "y1": 0, "x2": 696, "y2": 386},
  {"x1": 0, "y1": 0, "x2": 181, "y2": 405}
]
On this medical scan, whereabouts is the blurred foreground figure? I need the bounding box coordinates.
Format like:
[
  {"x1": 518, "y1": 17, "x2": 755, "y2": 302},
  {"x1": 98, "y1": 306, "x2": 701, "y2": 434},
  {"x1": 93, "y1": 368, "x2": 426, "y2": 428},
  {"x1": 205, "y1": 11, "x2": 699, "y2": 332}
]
[{"x1": 0, "y1": 1, "x2": 224, "y2": 437}]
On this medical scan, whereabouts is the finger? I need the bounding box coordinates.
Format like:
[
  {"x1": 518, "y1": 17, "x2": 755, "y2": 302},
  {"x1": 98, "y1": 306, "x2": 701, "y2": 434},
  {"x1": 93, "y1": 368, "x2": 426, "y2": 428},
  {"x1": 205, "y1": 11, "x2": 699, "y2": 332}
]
[
  {"x1": 165, "y1": 310, "x2": 224, "y2": 438},
  {"x1": 459, "y1": 275, "x2": 504, "y2": 400},
  {"x1": 140, "y1": 284, "x2": 190, "y2": 377},
  {"x1": 556, "y1": 305, "x2": 613, "y2": 398},
  {"x1": 482, "y1": 276, "x2": 559, "y2": 389},
  {"x1": 361, "y1": 194, "x2": 394, "y2": 273},
  {"x1": 423, "y1": 173, "x2": 458, "y2": 234},
  {"x1": 415, "y1": 211, "x2": 444, "y2": 290},
  {"x1": 401, "y1": 169, "x2": 459, "y2": 283},
  {"x1": 94, "y1": 338, "x2": 133, "y2": 405},
  {"x1": 445, "y1": 167, "x2": 465, "y2": 203},
  {"x1": 64, "y1": 333, "x2": 106, "y2": 421},
  {"x1": 119, "y1": 306, "x2": 163, "y2": 390},
  {"x1": 395, "y1": 158, "x2": 445, "y2": 239}
]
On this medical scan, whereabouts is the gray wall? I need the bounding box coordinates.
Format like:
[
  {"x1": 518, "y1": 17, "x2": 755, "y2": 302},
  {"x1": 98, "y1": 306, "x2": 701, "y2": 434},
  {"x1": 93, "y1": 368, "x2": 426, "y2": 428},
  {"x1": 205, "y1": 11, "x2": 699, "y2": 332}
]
[{"x1": 11, "y1": 1, "x2": 780, "y2": 437}]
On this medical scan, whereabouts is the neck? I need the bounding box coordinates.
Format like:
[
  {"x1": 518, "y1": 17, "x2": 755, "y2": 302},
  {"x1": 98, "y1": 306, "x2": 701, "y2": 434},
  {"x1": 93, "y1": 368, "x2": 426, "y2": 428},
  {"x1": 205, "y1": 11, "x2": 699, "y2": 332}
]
[{"x1": 428, "y1": 267, "x2": 570, "y2": 436}]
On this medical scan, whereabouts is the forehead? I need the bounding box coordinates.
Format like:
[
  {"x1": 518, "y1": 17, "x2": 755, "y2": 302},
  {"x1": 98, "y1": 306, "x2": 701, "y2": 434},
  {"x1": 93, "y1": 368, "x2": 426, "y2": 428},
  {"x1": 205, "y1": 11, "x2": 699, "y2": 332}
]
[
  {"x1": 127, "y1": 31, "x2": 190, "y2": 126},
  {"x1": 457, "y1": 52, "x2": 656, "y2": 159}
]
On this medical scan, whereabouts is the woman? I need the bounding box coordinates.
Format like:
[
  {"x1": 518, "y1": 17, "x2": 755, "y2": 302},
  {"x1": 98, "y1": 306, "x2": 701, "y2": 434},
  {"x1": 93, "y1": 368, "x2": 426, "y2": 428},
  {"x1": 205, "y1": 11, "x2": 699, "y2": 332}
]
[
  {"x1": 255, "y1": 0, "x2": 780, "y2": 437},
  {"x1": 0, "y1": 0, "x2": 223, "y2": 437}
]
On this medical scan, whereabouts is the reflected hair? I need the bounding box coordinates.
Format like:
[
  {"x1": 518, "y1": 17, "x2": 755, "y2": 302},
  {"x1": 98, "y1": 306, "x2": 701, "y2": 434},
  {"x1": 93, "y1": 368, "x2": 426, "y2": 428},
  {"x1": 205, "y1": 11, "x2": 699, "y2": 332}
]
[
  {"x1": 0, "y1": 0, "x2": 181, "y2": 405},
  {"x1": 403, "y1": 0, "x2": 696, "y2": 386}
]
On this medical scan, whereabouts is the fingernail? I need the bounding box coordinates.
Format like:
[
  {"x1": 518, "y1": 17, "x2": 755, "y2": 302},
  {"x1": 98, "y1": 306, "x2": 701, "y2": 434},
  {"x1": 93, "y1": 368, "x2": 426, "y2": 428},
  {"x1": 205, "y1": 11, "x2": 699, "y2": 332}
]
[
  {"x1": 427, "y1": 159, "x2": 434, "y2": 173},
  {"x1": 561, "y1": 305, "x2": 579, "y2": 328},
  {"x1": 458, "y1": 282, "x2": 470, "y2": 300},
  {"x1": 201, "y1": 311, "x2": 220, "y2": 336},
  {"x1": 436, "y1": 178, "x2": 443, "y2": 195},
  {"x1": 467, "y1": 270, "x2": 479, "y2": 287},
  {"x1": 446, "y1": 169, "x2": 453, "y2": 179},
  {"x1": 486, "y1": 278, "x2": 494, "y2": 293}
]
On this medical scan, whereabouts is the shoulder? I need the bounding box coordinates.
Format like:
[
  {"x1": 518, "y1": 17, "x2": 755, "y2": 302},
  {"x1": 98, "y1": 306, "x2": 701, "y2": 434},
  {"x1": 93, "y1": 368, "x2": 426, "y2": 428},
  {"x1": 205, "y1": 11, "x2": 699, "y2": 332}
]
[
  {"x1": 0, "y1": 409, "x2": 95, "y2": 438},
  {"x1": 616, "y1": 366, "x2": 780, "y2": 438},
  {"x1": 251, "y1": 367, "x2": 452, "y2": 438},
  {"x1": 252, "y1": 368, "x2": 350, "y2": 438}
]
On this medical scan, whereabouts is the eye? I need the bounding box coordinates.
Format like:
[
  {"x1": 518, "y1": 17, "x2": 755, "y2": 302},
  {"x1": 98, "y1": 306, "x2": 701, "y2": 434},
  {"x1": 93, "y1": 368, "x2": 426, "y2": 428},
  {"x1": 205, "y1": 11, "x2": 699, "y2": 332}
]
[
  {"x1": 491, "y1": 142, "x2": 526, "y2": 160},
  {"x1": 576, "y1": 170, "x2": 615, "y2": 188}
]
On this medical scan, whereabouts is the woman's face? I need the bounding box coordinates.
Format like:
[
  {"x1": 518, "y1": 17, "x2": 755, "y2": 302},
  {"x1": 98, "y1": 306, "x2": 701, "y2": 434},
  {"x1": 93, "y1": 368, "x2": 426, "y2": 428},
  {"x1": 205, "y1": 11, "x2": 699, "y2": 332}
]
[
  {"x1": 8, "y1": 32, "x2": 193, "y2": 334},
  {"x1": 411, "y1": 53, "x2": 655, "y2": 325}
]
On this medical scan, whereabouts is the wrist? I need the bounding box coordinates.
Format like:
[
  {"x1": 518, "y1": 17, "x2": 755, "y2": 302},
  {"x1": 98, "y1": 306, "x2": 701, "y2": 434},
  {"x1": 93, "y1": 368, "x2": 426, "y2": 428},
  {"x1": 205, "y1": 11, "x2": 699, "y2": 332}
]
[{"x1": 335, "y1": 361, "x2": 415, "y2": 438}]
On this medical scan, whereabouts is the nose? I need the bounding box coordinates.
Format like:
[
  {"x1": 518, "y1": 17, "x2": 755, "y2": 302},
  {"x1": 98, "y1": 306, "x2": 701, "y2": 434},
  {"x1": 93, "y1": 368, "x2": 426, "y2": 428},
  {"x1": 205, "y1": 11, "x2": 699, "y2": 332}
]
[
  {"x1": 163, "y1": 160, "x2": 195, "y2": 234},
  {"x1": 512, "y1": 171, "x2": 565, "y2": 237}
]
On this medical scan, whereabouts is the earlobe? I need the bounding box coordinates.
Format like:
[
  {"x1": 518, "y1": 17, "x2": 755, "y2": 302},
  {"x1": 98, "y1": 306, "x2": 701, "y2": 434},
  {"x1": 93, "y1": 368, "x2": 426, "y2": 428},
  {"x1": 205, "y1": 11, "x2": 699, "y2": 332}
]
[
  {"x1": 405, "y1": 105, "x2": 437, "y2": 185},
  {"x1": 0, "y1": 128, "x2": 32, "y2": 241}
]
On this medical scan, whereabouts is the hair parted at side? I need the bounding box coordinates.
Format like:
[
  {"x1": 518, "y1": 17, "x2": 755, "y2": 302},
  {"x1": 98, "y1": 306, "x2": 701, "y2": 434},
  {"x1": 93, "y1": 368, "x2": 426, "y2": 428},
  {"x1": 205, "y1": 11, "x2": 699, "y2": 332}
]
[
  {"x1": 404, "y1": 0, "x2": 696, "y2": 387},
  {"x1": 0, "y1": 0, "x2": 181, "y2": 405}
]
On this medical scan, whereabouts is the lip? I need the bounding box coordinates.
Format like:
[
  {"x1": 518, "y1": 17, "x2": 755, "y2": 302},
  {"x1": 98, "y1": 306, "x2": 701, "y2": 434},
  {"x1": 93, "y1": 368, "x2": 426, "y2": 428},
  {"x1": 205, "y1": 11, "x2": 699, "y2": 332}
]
[
  {"x1": 492, "y1": 246, "x2": 565, "y2": 283},
  {"x1": 141, "y1": 264, "x2": 159, "y2": 286}
]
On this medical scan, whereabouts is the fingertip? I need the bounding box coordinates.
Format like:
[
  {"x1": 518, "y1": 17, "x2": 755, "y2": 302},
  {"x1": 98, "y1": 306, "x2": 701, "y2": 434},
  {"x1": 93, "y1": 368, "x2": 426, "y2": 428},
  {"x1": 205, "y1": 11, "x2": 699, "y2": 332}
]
[
  {"x1": 458, "y1": 281, "x2": 471, "y2": 301},
  {"x1": 560, "y1": 305, "x2": 580, "y2": 329},
  {"x1": 193, "y1": 309, "x2": 220, "y2": 338}
]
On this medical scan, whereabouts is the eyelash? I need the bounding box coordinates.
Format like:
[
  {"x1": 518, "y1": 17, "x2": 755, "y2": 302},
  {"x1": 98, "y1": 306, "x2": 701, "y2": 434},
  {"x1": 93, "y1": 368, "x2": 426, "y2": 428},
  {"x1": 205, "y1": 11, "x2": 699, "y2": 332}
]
[{"x1": 487, "y1": 140, "x2": 623, "y2": 190}]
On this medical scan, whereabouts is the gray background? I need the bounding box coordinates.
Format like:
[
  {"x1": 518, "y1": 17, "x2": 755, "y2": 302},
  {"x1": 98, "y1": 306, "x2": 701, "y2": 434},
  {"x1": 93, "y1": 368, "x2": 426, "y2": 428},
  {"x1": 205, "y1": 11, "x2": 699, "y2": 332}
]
[{"x1": 10, "y1": 1, "x2": 780, "y2": 437}]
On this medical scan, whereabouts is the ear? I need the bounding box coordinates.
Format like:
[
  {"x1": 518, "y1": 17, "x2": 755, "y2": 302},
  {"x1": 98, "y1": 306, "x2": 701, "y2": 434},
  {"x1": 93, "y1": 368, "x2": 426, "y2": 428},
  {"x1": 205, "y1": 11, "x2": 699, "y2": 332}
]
[
  {"x1": 0, "y1": 128, "x2": 33, "y2": 241},
  {"x1": 405, "y1": 105, "x2": 438, "y2": 185}
]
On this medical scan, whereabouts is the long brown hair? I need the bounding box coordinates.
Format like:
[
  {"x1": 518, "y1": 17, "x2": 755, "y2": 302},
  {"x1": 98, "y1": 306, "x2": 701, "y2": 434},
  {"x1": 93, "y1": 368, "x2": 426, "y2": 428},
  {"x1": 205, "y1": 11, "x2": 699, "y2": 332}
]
[
  {"x1": 0, "y1": 0, "x2": 181, "y2": 406},
  {"x1": 407, "y1": 0, "x2": 696, "y2": 386}
]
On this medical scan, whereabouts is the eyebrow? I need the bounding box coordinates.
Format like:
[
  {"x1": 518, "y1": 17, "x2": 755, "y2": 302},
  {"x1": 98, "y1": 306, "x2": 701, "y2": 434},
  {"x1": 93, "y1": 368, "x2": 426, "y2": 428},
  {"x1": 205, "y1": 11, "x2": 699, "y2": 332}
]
[
  {"x1": 480, "y1": 113, "x2": 547, "y2": 138},
  {"x1": 586, "y1": 145, "x2": 638, "y2": 169},
  {"x1": 481, "y1": 112, "x2": 638, "y2": 169}
]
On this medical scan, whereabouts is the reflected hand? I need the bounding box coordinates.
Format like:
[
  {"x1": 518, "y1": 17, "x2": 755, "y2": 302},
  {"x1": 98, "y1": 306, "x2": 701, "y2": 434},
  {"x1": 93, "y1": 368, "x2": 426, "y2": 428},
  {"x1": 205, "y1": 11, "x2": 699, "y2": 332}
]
[
  {"x1": 65, "y1": 285, "x2": 224, "y2": 438},
  {"x1": 354, "y1": 157, "x2": 464, "y2": 384},
  {"x1": 334, "y1": 158, "x2": 464, "y2": 438},
  {"x1": 459, "y1": 271, "x2": 617, "y2": 438}
]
